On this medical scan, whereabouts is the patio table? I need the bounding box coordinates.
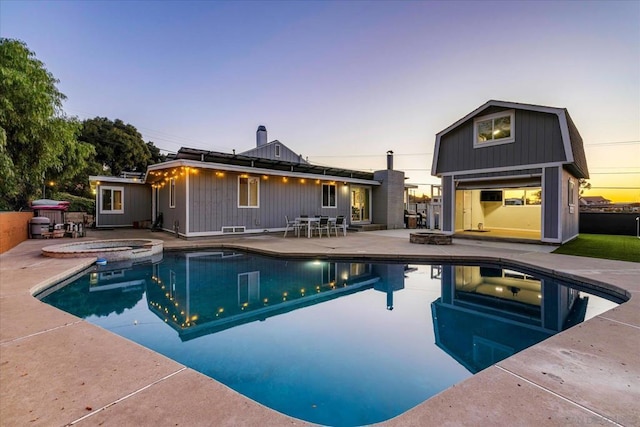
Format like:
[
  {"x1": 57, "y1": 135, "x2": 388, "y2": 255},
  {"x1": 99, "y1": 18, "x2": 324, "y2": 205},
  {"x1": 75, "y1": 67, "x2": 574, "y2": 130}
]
[{"x1": 296, "y1": 217, "x2": 336, "y2": 238}]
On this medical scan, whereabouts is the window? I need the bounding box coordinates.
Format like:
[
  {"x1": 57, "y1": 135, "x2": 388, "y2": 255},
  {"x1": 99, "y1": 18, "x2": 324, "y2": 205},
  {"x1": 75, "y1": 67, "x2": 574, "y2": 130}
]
[
  {"x1": 474, "y1": 110, "x2": 515, "y2": 147},
  {"x1": 322, "y1": 183, "x2": 337, "y2": 208},
  {"x1": 169, "y1": 178, "x2": 176, "y2": 208},
  {"x1": 275, "y1": 144, "x2": 281, "y2": 157},
  {"x1": 238, "y1": 176, "x2": 259, "y2": 207},
  {"x1": 568, "y1": 179, "x2": 575, "y2": 206},
  {"x1": 100, "y1": 186, "x2": 124, "y2": 214},
  {"x1": 503, "y1": 189, "x2": 541, "y2": 206}
]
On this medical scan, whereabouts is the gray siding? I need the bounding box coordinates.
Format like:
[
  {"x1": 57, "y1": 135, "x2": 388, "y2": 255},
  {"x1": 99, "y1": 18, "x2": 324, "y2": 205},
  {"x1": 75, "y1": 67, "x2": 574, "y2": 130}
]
[
  {"x1": 188, "y1": 170, "x2": 352, "y2": 233},
  {"x1": 437, "y1": 110, "x2": 566, "y2": 174},
  {"x1": 454, "y1": 168, "x2": 542, "y2": 180},
  {"x1": 240, "y1": 141, "x2": 306, "y2": 164},
  {"x1": 442, "y1": 176, "x2": 454, "y2": 233},
  {"x1": 543, "y1": 166, "x2": 560, "y2": 240},
  {"x1": 156, "y1": 177, "x2": 187, "y2": 234},
  {"x1": 97, "y1": 184, "x2": 151, "y2": 227},
  {"x1": 372, "y1": 170, "x2": 405, "y2": 229},
  {"x1": 561, "y1": 169, "x2": 580, "y2": 242}
]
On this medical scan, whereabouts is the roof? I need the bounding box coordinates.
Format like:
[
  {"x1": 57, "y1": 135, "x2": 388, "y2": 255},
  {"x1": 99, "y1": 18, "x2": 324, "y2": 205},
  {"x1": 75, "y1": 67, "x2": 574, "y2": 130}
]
[
  {"x1": 580, "y1": 196, "x2": 611, "y2": 205},
  {"x1": 239, "y1": 139, "x2": 309, "y2": 164},
  {"x1": 431, "y1": 100, "x2": 589, "y2": 179},
  {"x1": 145, "y1": 147, "x2": 379, "y2": 185},
  {"x1": 89, "y1": 175, "x2": 146, "y2": 184}
]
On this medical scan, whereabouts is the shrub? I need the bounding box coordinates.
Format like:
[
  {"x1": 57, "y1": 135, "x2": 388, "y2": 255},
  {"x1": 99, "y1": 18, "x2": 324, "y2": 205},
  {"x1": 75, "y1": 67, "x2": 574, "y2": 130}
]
[{"x1": 53, "y1": 192, "x2": 95, "y2": 215}]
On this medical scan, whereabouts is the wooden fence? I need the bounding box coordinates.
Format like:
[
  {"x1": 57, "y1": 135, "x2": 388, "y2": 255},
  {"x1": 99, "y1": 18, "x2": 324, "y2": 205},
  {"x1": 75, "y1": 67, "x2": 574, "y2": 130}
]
[{"x1": 0, "y1": 212, "x2": 34, "y2": 254}]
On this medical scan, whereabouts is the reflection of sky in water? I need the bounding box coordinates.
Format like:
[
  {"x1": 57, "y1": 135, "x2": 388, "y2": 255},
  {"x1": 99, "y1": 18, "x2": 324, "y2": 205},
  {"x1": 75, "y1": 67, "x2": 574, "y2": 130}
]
[
  {"x1": 583, "y1": 293, "x2": 618, "y2": 320},
  {"x1": 59, "y1": 262, "x2": 618, "y2": 427}
]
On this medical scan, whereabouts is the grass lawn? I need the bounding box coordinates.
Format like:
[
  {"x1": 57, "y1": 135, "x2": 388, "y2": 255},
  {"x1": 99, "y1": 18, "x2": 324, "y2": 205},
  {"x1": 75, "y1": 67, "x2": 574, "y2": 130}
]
[{"x1": 553, "y1": 234, "x2": 640, "y2": 263}]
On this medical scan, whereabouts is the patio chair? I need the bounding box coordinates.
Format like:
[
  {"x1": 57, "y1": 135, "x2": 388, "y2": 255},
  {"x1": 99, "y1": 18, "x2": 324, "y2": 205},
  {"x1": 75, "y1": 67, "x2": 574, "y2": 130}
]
[
  {"x1": 284, "y1": 216, "x2": 302, "y2": 238},
  {"x1": 332, "y1": 215, "x2": 347, "y2": 236},
  {"x1": 312, "y1": 216, "x2": 330, "y2": 238}
]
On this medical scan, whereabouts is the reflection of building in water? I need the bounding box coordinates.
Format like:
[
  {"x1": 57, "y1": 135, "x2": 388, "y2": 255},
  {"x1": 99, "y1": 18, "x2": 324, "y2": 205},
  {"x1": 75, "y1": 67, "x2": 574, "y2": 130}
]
[
  {"x1": 372, "y1": 264, "x2": 407, "y2": 310},
  {"x1": 38, "y1": 262, "x2": 152, "y2": 318},
  {"x1": 146, "y1": 252, "x2": 408, "y2": 341},
  {"x1": 432, "y1": 265, "x2": 588, "y2": 373}
]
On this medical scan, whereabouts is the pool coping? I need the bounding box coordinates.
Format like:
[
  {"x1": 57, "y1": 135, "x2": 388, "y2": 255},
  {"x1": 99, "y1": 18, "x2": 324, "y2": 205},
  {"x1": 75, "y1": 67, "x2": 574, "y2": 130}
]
[
  {"x1": 1, "y1": 229, "x2": 639, "y2": 426},
  {"x1": 41, "y1": 238, "x2": 164, "y2": 262}
]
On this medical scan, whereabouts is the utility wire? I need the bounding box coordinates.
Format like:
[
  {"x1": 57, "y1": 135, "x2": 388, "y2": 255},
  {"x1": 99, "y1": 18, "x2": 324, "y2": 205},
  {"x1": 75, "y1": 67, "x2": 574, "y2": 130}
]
[{"x1": 62, "y1": 106, "x2": 639, "y2": 154}]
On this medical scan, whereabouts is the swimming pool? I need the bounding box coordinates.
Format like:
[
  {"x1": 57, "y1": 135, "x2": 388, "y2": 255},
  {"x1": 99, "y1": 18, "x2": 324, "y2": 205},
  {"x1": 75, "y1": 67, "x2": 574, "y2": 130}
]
[{"x1": 39, "y1": 250, "x2": 618, "y2": 426}]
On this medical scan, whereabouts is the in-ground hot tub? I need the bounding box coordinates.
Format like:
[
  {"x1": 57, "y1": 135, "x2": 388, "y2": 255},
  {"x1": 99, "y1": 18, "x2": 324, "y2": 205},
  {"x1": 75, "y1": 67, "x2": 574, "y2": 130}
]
[{"x1": 42, "y1": 239, "x2": 163, "y2": 262}]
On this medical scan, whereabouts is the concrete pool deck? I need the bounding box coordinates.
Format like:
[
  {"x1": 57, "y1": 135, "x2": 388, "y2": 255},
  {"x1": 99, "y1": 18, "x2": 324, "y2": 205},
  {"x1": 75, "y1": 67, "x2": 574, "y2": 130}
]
[{"x1": 1, "y1": 229, "x2": 638, "y2": 426}]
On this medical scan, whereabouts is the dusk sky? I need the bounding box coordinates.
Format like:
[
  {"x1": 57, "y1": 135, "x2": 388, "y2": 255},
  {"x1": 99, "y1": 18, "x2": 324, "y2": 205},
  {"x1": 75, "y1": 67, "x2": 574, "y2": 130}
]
[{"x1": 2, "y1": 0, "x2": 639, "y2": 201}]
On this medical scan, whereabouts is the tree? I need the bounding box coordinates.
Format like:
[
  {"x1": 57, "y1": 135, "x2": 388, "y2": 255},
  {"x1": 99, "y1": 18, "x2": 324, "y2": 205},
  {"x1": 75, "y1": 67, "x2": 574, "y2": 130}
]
[
  {"x1": 147, "y1": 141, "x2": 167, "y2": 164},
  {"x1": 0, "y1": 38, "x2": 93, "y2": 210},
  {"x1": 579, "y1": 178, "x2": 591, "y2": 196},
  {"x1": 79, "y1": 117, "x2": 155, "y2": 176}
]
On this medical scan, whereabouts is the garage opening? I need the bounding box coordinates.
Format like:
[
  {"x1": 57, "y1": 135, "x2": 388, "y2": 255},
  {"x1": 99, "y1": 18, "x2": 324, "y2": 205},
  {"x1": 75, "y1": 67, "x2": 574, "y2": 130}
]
[{"x1": 454, "y1": 185, "x2": 542, "y2": 241}]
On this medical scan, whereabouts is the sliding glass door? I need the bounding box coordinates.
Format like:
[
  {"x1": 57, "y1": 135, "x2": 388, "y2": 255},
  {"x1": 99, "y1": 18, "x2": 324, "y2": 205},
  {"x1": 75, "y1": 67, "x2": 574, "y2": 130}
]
[{"x1": 351, "y1": 186, "x2": 371, "y2": 224}]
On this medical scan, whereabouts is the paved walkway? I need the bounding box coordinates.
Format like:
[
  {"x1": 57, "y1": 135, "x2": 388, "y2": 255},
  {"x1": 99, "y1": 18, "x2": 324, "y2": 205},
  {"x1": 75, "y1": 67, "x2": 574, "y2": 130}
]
[{"x1": 1, "y1": 229, "x2": 638, "y2": 426}]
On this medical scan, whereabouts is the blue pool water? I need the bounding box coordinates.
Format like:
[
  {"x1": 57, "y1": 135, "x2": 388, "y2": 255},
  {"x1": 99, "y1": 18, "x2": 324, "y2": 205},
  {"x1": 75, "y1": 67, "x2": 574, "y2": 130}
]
[{"x1": 40, "y1": 250, "x2": 618, "y2": 426}]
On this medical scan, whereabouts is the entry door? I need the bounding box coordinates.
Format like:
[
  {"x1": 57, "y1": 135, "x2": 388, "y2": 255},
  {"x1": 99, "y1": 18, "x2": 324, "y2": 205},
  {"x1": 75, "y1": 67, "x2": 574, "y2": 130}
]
[
  {"x1": 463, "y1": 190, "x2": 472, "y2": 230},
  {"x1": 351, "y1": 186, "x2": 371, "y2": 223}
]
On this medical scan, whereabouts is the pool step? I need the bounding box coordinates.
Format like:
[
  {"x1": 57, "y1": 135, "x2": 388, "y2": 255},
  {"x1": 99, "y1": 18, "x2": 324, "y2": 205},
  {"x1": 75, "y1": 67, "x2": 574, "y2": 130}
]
[{"x1": 131, "y1": 248, "x2": 152, "y2": 254}]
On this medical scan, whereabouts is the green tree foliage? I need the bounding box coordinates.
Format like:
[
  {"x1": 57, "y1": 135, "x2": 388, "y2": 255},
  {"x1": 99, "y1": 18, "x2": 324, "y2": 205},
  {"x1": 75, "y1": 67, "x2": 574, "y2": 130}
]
[
  {"x1": 80, "y1": 117, "x2": 156, "y2": 176},
  {"x1": 52, "y1": 192, "x2": 95, "y2": 214},
  {"x1": 579, "y1": 178, "x2": 591, "y2": 195},
  {"x1": 147, "y1": 141, "x2": 167, "y2": 164},
  {"x1": 0, "y1": 38, "x2": 93, "y2": 210}
]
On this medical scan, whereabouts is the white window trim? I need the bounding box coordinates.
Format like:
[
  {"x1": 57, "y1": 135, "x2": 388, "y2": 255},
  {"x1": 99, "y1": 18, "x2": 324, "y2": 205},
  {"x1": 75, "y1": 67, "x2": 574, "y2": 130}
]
[
  {"x1": 238, "y1": 176, "x2": 260, "y2": 208},
  {"x1": 275, "y1": 144, "x2": 281, "y2": 157},
  {"x1": 169, "y1": 178, "x2": 176, "y2": 209},
  {"x1": 99, "y1": 186, "x2": 124, "y2": 214},
  {"x1": 322, "y1": 183, "x2": 337, "y2": 208},
  {"x1": 473, "y1": 110, "x2": 515, "y2": 148}
]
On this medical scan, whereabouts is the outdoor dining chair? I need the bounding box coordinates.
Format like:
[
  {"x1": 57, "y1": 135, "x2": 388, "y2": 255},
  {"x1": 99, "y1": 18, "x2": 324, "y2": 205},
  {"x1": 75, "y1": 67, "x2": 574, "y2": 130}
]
[
  {"x1": 312, "y1": 216, "x2": 330, "y2": 238},
  {"x1": 332, "y1": 215, "x2": 347, "y2": 236},
  {"x1": 284, "y1": 216, "x2": 302, "y2": 238}
]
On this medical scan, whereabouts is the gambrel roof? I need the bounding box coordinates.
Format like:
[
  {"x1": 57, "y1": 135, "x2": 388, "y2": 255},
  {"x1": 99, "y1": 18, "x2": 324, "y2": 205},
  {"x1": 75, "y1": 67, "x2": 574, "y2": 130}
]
[{"x1": 431, "y1": 100, "x2": 589, "y2": 179}]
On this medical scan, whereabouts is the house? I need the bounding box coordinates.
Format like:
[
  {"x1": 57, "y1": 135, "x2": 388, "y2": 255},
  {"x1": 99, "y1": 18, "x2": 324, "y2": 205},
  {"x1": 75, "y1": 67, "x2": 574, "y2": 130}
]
[
  {"x1": 432, "y1": 264, "x2": 586, "y2": 373},
  {"x1": 143, "y1": 251, "x2": 405, "y2": 341},
  {"x1": 88, "y1": 173, "x2": 151, "y2": 228},
  {"x1": 91, "y1": 126, "x2": 405, "y2": 236},
  {"x1": 579, "y1": 196, "x2": 611, "y2": 206},
  {"x1": 431, "y1": 100, "x2": 589, "y2": 244}
]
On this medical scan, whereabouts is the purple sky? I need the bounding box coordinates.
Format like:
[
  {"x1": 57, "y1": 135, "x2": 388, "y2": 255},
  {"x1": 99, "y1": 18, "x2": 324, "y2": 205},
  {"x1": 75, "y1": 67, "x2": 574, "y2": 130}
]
[{"x1": 1, "y1": 0, "x2": 638, "y2": 200}]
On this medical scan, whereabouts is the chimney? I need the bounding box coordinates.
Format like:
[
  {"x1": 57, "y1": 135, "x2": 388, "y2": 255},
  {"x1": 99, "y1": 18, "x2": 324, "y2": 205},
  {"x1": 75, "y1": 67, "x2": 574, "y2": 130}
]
[
  {"x1": 386, "y1": 150, "x2": 394, "y2": 170},
  {"x1": 257, "y1": 125, "x2": 267, "y2": 147}
]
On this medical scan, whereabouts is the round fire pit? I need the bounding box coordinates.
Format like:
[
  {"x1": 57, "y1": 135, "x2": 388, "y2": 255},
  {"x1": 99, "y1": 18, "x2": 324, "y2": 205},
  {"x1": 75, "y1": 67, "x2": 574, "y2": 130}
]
[{"x1": 409, "y1": 232, "x2": 452, "y2": 245}]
